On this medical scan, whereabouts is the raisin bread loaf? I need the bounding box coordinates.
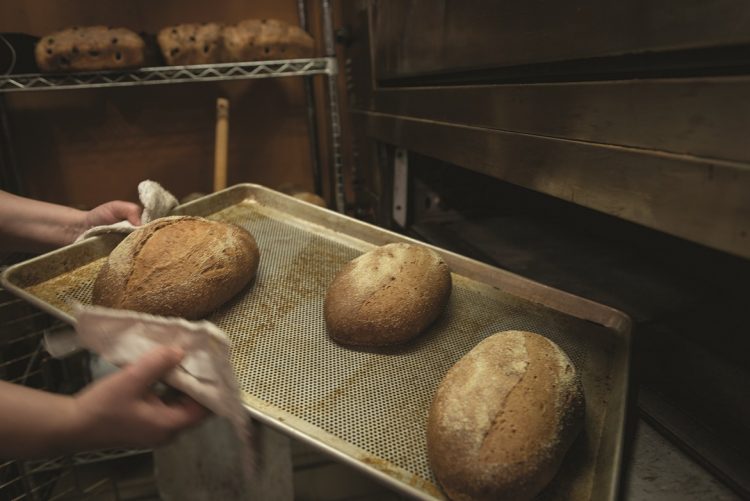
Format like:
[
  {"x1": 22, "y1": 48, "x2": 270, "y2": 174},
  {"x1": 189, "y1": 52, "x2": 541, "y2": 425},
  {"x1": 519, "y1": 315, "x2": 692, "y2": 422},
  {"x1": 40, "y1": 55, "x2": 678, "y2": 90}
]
[
  {"x1": 157, "y1": 23, "x2": 224, "y2": 65},
  {"x1": 35, "y1": 26, "x2": 146, "y2": 72},
  {"x1": 222, "y1": 18, "x2": 314, "y2": 62}
]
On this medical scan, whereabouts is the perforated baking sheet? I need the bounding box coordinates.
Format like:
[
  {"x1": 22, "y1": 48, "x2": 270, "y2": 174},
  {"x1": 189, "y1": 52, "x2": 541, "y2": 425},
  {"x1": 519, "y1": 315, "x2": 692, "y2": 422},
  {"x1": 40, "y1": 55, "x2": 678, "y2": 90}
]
[{"x1": 1, "y1": 184, "x2": 631, "y2": 501}]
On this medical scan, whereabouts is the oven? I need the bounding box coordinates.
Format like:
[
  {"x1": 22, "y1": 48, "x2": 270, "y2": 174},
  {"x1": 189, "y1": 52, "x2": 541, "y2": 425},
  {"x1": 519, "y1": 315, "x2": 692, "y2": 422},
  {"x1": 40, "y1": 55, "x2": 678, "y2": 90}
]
[{"x1": 339, "y1": 1, "x2": 750, "y2": 499}]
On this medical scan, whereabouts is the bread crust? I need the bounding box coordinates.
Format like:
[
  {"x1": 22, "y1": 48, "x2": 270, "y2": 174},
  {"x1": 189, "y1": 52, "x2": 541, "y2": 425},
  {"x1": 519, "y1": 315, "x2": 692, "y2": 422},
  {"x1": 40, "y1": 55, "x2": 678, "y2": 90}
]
[
  {"x1": 157, "y1": 18, "x2": 314, "y2": 66},
  {"x1": 92, "y1": 216, "x2": 259, "y2": 319},
  {"x1": 35, "y1": 26, "x2": 146, "y2": 72},
  {"x1": 222, "y1": 19, "x2": 314, "y2": 62},
  {"x1": 156, "y1": 23, "x2": 224, "y2": 65},
  {"x1": 427, "y1": 331, "x2": 585, "y2": 501},
  {"x1": 324, "y1": 243, "x2": 452, "y2": 346}
]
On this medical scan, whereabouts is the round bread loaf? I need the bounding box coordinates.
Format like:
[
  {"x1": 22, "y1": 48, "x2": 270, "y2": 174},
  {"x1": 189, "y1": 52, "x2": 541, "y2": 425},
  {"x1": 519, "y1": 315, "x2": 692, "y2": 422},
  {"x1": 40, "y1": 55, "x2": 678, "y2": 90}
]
[
  {"x1": 427, "y1": 331, "x2": 585, "y2": 501},
  {"x1": 92, "y1": 216, "x2": 259, "y2": 320},
  {"x1": 324, "y1": 243, "x2": 451, "y2": 346},
  {"x1": 157, "y1": 23, "x2": 224, "y2": 66}
]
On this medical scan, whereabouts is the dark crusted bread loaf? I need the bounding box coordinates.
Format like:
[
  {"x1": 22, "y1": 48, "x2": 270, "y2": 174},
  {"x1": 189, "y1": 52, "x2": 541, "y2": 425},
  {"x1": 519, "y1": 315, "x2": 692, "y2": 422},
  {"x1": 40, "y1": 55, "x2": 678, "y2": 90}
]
[
  {"x1": 92, "y1": 216, "x2": 259, "y2": 320},
  {"x1": 222, "y1": 18, "x2": 314, "y2": 62},
  {"x1": 156, "y1": 23, "x2": 224, "y2": 65},
  {"x1": 324, "y1": 243, "x2": 451, "y2": 346},
  {"x1": 35, "y1": 26, "x2": 146, "y2": 72},
  {"x1": 427, "y1": 331, "x2": 585, "y2": 501}
]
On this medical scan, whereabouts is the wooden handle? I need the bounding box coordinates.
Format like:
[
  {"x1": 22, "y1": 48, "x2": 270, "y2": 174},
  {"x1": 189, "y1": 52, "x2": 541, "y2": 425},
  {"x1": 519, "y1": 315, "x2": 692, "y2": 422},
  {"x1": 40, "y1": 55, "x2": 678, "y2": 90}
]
[{"x1": 213, "y1": 98, "x2": 229, "y2": 192}]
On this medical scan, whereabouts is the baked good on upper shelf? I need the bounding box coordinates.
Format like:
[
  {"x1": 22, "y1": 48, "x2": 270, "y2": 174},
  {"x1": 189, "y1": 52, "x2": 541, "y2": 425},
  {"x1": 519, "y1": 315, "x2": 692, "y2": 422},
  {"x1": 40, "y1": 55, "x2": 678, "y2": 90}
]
[
  {"x1": 92, "y1": 216, "x2": 260, "y2": 320},
  {"x1": 35, "y1": 26, "x2": 146, "y2": 72},
  {"x1": 156, "y1": 18, "x2": 314, "y2": 66},
  {"x1": 156, "y1": 22, "x2": 224, "y2": 65},
  {"x1": 222, "y1": 18, "x2": 314, "y2": 62}
]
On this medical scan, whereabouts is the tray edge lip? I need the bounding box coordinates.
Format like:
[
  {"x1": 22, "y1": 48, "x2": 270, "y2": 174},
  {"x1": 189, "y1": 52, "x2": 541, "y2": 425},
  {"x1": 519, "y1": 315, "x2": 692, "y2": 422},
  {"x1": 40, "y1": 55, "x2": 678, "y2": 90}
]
[
  {"x1": 0, "y1": 237, "x2": 114, "y2": 324},
  {"x1": 241, "y1": 398, "x2": 442, "y2": 500}
]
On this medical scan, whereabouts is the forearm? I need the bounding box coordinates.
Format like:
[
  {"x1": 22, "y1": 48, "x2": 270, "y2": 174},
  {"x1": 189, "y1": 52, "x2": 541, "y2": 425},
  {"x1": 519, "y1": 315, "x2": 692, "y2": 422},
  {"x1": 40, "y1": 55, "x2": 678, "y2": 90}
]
[
  {"x1": 0, "y1": 381, "x2": 81, "y2": 459},
  {"x1": 0, "y1": 191, "x2": 87, "y2": 252}
]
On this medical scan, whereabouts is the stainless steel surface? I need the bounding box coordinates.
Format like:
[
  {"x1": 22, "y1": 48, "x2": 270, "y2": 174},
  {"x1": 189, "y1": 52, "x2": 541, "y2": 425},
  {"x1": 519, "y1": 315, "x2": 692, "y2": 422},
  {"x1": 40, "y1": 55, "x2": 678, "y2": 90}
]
[
  {"x1": 343, "y1": 2, "x2": 750, "y2": 260},
  {"x1": 303, "y1": 77, "x2": 322, "y2": 197},
  {"x1": 622, "y1": 420, "x2": 741, "y2": 501},
  {"x1": 370, "y1": 78, "x2": 750, "y2": 165},
  {"x1": 296, "y1": 0, "x2": 323, "y2": 197},
  {"x1": 1, "y1": 184, "x2": 631, "y2": 500},
  {"x1": 371, "y1": 0, "x2": 750, "y2": 80},
  {"x1": 296, "y1": 0, "x2": 309, "y2": 29},
  {"x1": 392, "y1": 148, "x2": 408, "y2": 226},
  {"x1": 25, "y1": 449, "x2": 149, "y2": 475},
  {"x1": 355, "y1": 111, "x2": 750, "y2": 260},
  {"x1": 322, "y1": 0, "x2": 347, "y2": 213},
  {"x1": 638, "y1": 389, "x2": 750, "y2": 497},
  {"x1": 0, "y1": 58, "x2": 335, "y2": 93}
]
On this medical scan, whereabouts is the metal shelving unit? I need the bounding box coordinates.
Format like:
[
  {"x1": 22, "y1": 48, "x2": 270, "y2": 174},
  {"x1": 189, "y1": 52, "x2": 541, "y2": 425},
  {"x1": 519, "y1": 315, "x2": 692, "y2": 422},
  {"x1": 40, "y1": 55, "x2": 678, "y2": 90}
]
[
  {"x1": 0, "y1": 3, "x2": 348, "y2": 499},
  {"x1": 0, "y1": 0, "x2": 346, "y2": 213},
  {"x1": 0, "y1": 52, "x2": 345, "y2": 212},
  {"x1": 0, "y1": 57, "x2": 335, "y2": 92}
]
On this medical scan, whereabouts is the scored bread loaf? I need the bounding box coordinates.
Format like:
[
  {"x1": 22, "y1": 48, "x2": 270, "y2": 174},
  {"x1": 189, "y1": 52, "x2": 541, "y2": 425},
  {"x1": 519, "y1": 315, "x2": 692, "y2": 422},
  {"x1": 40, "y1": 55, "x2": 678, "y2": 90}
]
[
  {"x1": 35, "y1": 26, "x2": 146, "y2": 72},
  {"x1": 222, "y1": 19, "x2": 314, "y2": 62},
  {"x1": 92, "y1": 216, "x2": 259, "y2": 320},
  {"x1": 156, "y1": 23, "x2": 224, "y2": 65},
  {"x1": 427, "y1": 331, "x2": 585, "y2": 501},
  {"x1": 157, "y1": 18, "x2": 314, "y2": 66},
  {"x1": 324, "y1": 243, "x2": 452, "y2": 346}
]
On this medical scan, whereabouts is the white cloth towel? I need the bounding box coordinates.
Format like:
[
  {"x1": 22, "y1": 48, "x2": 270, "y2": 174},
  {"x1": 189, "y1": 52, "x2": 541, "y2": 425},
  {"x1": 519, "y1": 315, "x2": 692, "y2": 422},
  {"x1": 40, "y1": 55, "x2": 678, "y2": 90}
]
[
  {"x1": 76, "y1": 180, "x2": 178, "y2": 241},
  {"x1": 73, "y1": 304, "x2": 253, "y2": 471}
]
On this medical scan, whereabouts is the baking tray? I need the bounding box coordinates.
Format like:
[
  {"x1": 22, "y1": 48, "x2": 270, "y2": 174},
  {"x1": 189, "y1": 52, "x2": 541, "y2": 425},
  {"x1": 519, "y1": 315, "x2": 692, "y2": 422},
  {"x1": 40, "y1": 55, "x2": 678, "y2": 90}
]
[{"x1": 1, "y1": 184, "x2": 631, "y2": 500}]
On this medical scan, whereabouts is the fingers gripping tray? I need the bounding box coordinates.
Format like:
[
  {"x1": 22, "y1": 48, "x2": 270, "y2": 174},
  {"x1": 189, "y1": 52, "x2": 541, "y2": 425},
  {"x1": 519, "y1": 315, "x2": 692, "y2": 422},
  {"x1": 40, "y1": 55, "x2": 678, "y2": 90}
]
[{"x1": 1, "y1": 184, "x2": 631, "y2": 500}]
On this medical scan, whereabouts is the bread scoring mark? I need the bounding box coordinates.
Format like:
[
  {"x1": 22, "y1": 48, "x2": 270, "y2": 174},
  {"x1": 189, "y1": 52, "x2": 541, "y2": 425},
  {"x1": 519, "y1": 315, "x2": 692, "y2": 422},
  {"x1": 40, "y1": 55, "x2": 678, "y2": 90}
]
[
  {"x1": 99, "y1": 215, "x2": 259, "y2": 319},
  {"x1": 119, "y1": 217, "x2": 187, "y2": 295},
  {"x1": 347, "y1": 243, "x2": 443, "y2": 298},
  {"x1": 325, "y1": 242, "x2": 451, "y2": 346},
  {"x1": 429, "y1": 330, "x2": 585, "y2": 500},
  {"x1": 440, "y1": 331, "x2": 528, "y2": 450}
]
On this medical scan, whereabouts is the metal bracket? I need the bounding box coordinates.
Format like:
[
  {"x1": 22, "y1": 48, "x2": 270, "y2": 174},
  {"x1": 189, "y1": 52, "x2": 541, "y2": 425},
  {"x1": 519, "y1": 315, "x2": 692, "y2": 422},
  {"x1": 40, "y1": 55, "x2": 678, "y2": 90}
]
[{"x1": 392, "y1": 148, "x2": 408, "y2": 227}]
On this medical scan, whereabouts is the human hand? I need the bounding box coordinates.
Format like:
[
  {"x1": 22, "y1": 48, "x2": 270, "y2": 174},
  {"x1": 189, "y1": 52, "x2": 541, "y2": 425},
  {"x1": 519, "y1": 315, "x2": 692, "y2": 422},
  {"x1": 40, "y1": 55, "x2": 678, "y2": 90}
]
[
  {"x1": 71, "y1": 346, "x2": 209, "y2": 450},
  {"x1": 84, "y1": 200, "x2": 142, "y2": 228}
]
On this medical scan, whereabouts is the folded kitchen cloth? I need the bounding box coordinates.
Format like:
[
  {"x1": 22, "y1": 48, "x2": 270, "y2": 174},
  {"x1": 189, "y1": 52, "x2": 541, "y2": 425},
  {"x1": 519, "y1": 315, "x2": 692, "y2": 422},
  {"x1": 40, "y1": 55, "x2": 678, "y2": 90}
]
[
  {"x1": 75, "y1": 180, "x2": 179, "y2": 241},
  {"x1": 73, "y1": 304, "x2": 254, "y2": 473}
]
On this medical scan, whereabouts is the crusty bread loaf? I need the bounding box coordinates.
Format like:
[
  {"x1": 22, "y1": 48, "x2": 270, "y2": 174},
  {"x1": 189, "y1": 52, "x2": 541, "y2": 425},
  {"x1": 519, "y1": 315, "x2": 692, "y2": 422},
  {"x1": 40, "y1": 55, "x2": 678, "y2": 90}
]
[
  {"x1": 222, "y1": 19, "x2": 314, "y2": 62},
  {"x1": 292, "y1": 192, "x2": 327, "y2": 208},
  {"x1": 427, "y1": 331, "x2": 585, "y2": 501},
  {"x1": 35, "y1": 26, "x2": 146, "y2": 72},
  {"x1": 156, "y1": 23, "x2": 224, "y2": 65},
  {"x1": 92, "y1": 216, "x2": 259, "y2": 320},
  {"x1": 324, "y1": 243, "x2": 451, "y2": 346},
  {"x1": 157, "y1": 18, "x2": 314, "y2": 66}
]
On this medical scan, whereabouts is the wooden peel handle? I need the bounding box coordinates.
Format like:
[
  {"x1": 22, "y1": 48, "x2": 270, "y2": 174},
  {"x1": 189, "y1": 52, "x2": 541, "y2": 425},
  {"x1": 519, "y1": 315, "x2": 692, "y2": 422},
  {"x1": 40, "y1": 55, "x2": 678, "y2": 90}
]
[{"x1": 213, "y1": 98, "x2": 229, "y2": 192}]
